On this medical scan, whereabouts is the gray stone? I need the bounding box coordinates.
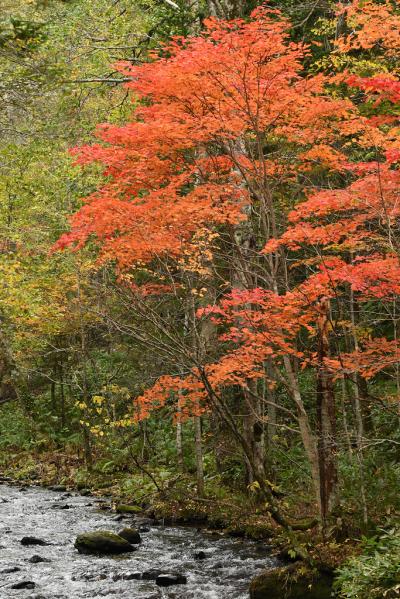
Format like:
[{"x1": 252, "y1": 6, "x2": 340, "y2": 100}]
[
  {"x1": 1, "y1": 566, "x2": 21, "y2": 574},
  {"x1": 21, "y1": 537, "x2": 49, "y2": 546},
  {"x1": 11, "y1": 581, "x2": 35, "y2": 589},
  {"x1": 156, "y1": 573, "x2": 187, "y2": 587},
  {"x1": 28, "y1": 555, "x2": 51, "y2": 563}
]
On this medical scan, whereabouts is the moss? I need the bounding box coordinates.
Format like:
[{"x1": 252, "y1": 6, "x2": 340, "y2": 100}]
[
  {"x1": 115, "y1": 503, "x2": 142, "y2": 514},
  {"x1": 74, "y1": 530, "x2": 135, "y2": 554},
  {"x1": 118, "y1": 527, "x2": 141, "y2": 544}
]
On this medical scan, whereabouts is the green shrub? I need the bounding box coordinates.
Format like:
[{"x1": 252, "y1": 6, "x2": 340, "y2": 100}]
[{"x1": 334, "y1": 529, "x2": 400, "y2": 598}]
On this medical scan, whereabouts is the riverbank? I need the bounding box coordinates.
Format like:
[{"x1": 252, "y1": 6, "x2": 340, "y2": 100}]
[{"x1": 0, "y1": 447, "x2": 358, "y2": 573}]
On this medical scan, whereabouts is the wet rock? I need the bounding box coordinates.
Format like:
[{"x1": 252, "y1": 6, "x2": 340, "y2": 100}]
[
  {"x1": 249, "y1": 564, "x2": 333, "y2": 599},
  {"x1": 28, "y1": 555, "x2": 51, "y2": 563},
  {"x1": 11, "y1": 580, "x2": 36, "y2": 589},
  {"x1": 49, "y1": 485, "x2": 67, "y2": 492},
  {"x1": 139, "y1": 525, "x2": 151, "y2": 533},
  {"x1": 117, "y1": 527, "x2": 141, "y2": 544},
  {"x1": 51, "y1": 503, "x2": 70, "y2": 510},
  {"x1": 115, "y1": 503, "x2": 142, "y2": 514},
  {"x1": 113, "y1": 515, "x2": 125, "y2": 522},
  {"x1": 228, "y1": 529, "x2": 246, "y2": 538},
  {"x1": 1, "y1": 566, "x2": 21, "y2": 573},
  {"x1": 111, "y1": 571, "x2": 141, "y2": 581},
  {"x1": 142, "y1": 569, "x2": 163, "y2": 580},
  {"x1": 97, "y1": 503, "x2": 111, "y2": 511},
  {"x1": 79, "y1": 488, "x2": 91, "y2": 496},
  {"x1": 193, "y1": 550, "x2": 207, "y2": 559},
  {"x1": 62, "y1": 492, "x2": 72, "y2": 498},
  {"x1": 71, "y1": 572, "x2": 108, "y2": 581},
  {"x1": 20, "y1": 537, "x2": 49, "y2": 546},
  {"x1": 18, "y1": 486, "x2": 28, "y2": 492},
  {"x1": 138, "y1": 517, "x2": 159, "y2": 526},
  {"x1": 156, "y1": 573, "x2": 187, "y2": 587},
  {"x1": 74, "y1": 531, "x2": 136, "y2": 555}
]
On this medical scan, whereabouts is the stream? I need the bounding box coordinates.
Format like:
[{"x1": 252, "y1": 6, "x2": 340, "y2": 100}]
[{"x1": 0, "y1": 483, "x2": 277, "y2": 598}]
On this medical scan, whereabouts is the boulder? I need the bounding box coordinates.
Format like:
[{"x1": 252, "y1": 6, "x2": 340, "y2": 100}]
[
  {"x1": 74, "y1": 531, "x2": 136, "y2": 555},
  {"x1": 20, "y1": 537, "x2": 49, "y2": 546},
  {"x1": 1, "y1": 566, "x2": 21, "y2": 574},
  {"x1": 156, "y1": 573, "x2": 187, "y2": 587},
  {"x1": 117, "y1": 527, "x2": 141, "y2": 545},
  {"x1": 193, "y1": 550, "x2": 207, "y2": 560},
  {"x1": 249, "y1": 564, "x2": 333, "y2": 599},
  {"x1": 11, "y1": 581, "x2": 36, "y2": 589},
  {"x1": 28, "y1": 555, "x2": 51, "y2": 563}
]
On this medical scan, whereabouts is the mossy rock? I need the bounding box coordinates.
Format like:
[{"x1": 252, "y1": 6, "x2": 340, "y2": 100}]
[
  {"x1": 74, "y1": 530, "x2": 135, "y2": 555},
  {"x1": 118, "y1": 527, "x2": 141, "y2": 544},
  {"x1": 115, "y1": 503, "x2": 142, "y2": 514},
  {"x1": 249, "y1": 564, "x2": 333, "y2": 599}
]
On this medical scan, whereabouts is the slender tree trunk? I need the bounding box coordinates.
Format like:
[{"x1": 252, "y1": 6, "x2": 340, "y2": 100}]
[
  {"x1": 282, "y1": 355, "x2": 322, "y2": 519},
  {"x1": 349, "y1": 286, "x2": 369, "y2": 524},
  {"x1": 265, "y1": 361, "x2": 277, "y2": 460},
  {"x1": 194, "y1": 415, "x2": 204, "y2": 496},
  {"x1": 59, "y1": 361, "x2": 66, "y2": 430},
  {"x1": 76, "y1": 263, "x2": 93, "y2": 470},
  {"x1": 243, "y1": 380, "x2": 265, "y2": 485},
  {"x1": 316, "y1": 298, "x2": 338, "y2": 532},
  {"x1": 176, "y1": 416, "x2": 184, "y2": 471},
  {"x1": 341, "y1": 379, "x2": 353, "y2": 458}
]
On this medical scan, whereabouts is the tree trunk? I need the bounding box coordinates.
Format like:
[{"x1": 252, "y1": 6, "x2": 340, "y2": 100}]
[
  {"x1": 194, "y1": 415, "x2": 204, "y2": 496},
  {"x1": 282, "y1": 354, "x2": 322, "y2": 519},
  {"x1": 176, "y1": 417, "x2": 184, "y2": 471},
  {"x1": 76, "y1": 263, "x2": 93, "y2": 470},
  {"x1": 243, "y1": 380, "x2": 265, "y2": 485},
  {"x1": 316, "y1": 298, "x2": 338, "y2": 532},
  {"x1": 207, "y1": 0, "x2": 253, "y2": 18}
]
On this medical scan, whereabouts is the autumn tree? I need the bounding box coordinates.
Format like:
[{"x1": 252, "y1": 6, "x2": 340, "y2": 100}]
[{"x1": 57, "y1": 5, "x2": 366, "y2": 527}]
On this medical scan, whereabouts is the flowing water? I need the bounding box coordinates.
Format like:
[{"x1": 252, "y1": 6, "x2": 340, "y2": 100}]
[{"x1": 0, "y1": 483, "x2": 277, "y2": 598}]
